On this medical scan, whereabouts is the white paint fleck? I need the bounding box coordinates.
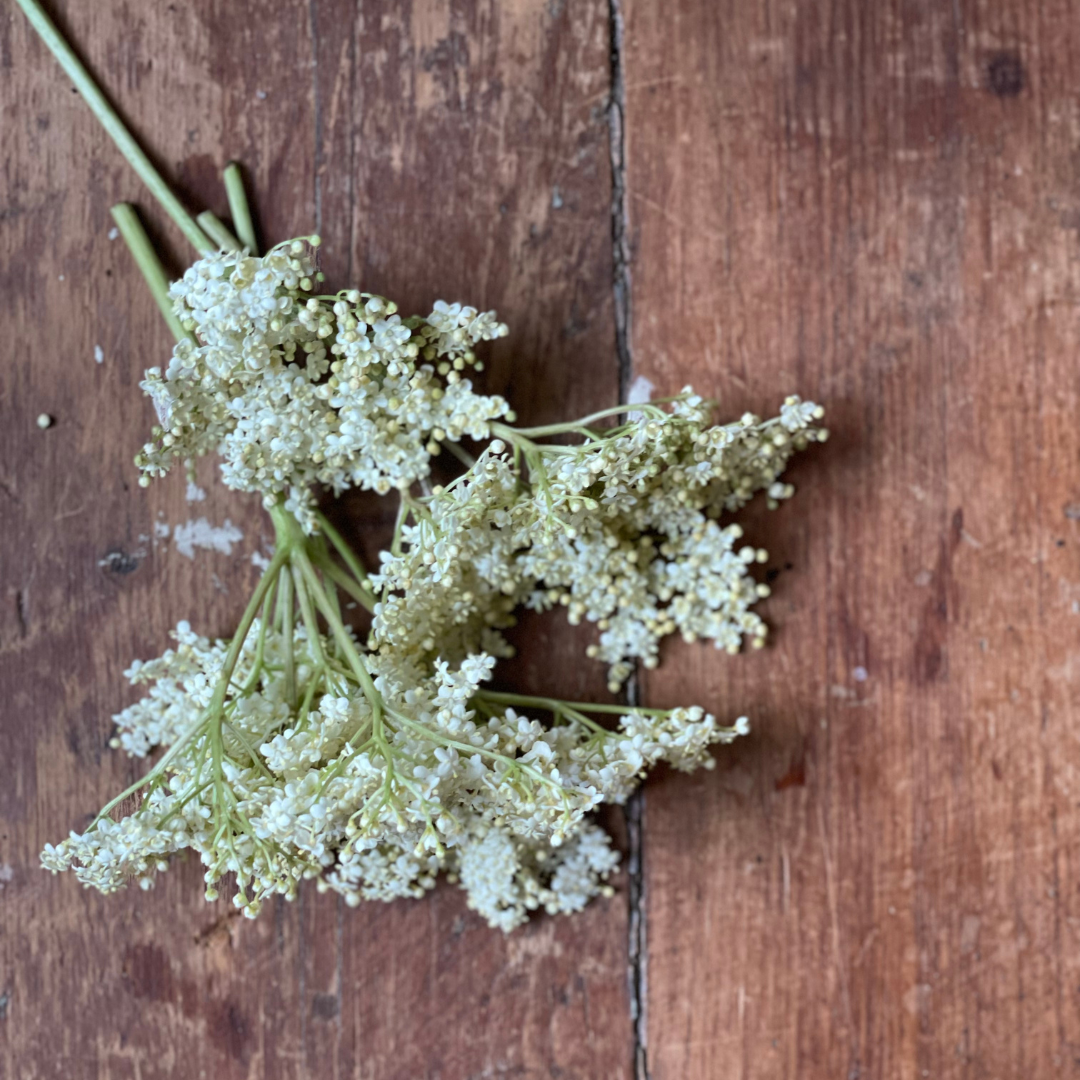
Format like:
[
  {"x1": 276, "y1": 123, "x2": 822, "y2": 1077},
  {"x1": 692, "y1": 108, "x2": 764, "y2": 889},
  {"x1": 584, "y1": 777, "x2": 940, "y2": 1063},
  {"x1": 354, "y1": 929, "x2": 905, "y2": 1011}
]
[
  {"x1": 853, "y1": 666, "x2": 868, "y2": 682},
  {"x1": 255, "y1": 89, "x2": 268, "y2": 100},
  {"x1": 94, "y1": 344, "x2": 104, "y2": 364},
  {"x1": 153, "y1": 521, "x2": 171, "y2": 540},
  {"x1": 57, "y1": 274, "x2": 64, "y2": 281},
  {"x1": 251, "y1": 551, "x2": 272, "y2": 571},
  {"x1": 108, "y1": 226, "x2": 120, "y2": 240},
  {"x1": 551, "y1": 185, "x2": 564, "y2": 209},
  {"x1": 627, "y1": 374, "x2": 655, "y2": 421},
  {"x1": 173, "y1": 518, "x2": 243, "y2": 559},
  {"x1": 185, "y1": 480, "x2": 207, "y2": 502},
  {"x1": 0, "y1": 864, "x2": 13, "y2": 888}
]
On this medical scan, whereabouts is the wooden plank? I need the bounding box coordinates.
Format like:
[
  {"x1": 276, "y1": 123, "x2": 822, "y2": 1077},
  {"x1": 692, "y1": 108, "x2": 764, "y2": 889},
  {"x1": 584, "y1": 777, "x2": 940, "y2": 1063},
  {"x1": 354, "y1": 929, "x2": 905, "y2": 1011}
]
[
  {"x1": 622, "y1": 0, "x2": 1080, "y2": 1076},
  {"x1": 0, "y1": 2, "x2": 631, "y2": 1077}
]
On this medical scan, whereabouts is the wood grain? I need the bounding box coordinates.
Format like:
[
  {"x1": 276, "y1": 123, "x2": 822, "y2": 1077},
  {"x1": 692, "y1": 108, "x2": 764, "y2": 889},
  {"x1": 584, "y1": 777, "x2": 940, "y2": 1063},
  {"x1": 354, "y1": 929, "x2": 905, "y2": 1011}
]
[
  {"x1": 622, "y1": 0, "x2": 1080, "y2": 1076},
  {"x1": 8, "y1": 0, "x2": 1079, "y2": 1076},
  {"x1": 0, "y1": 2, "x2": 630, "y2": 1077}
]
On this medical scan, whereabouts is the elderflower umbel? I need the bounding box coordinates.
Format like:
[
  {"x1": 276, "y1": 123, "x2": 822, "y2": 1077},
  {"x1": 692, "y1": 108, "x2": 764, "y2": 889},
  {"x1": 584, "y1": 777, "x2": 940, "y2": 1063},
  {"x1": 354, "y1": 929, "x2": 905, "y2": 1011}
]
[
  {"x1": 42, "y1": 239, "x2": 825, "y2": 931},
  {"x1": 136, "y1": 242, "x2": 510, "y2": 531},
  {"x1": 42, "y1": 612, "x2": 747, "y2": 930}
]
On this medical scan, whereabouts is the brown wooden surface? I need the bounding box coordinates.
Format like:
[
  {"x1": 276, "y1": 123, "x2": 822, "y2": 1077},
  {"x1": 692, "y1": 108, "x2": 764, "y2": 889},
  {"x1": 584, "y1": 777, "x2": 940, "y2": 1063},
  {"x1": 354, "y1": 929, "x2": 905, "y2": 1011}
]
[
  {"x1": 1, "y1": 3, "x2": 629, "y2": 1078},
  {"x1": 625, "y1": 0, "x2": 1080, "y2": 1076},
  {"x1": 4, "y1": 0, "x2": 1080, "y2": 1077}
]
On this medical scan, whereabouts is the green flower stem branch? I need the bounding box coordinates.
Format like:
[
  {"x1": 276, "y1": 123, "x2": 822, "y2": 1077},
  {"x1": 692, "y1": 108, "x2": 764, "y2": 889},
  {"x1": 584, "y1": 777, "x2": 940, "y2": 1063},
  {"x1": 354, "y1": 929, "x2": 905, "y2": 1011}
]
[
  {"x1": 108, "y1": 204, "x2": 190, "y2": 343},
  {"x1": 224, "y1": 162, "x2": 259, "y2": 254},
  {"x1": 14, "y1": 0, "x2": 214, "y2": 255},
  {"x1": 196, "y1": 210, "x2": 242, "y2": 253}
]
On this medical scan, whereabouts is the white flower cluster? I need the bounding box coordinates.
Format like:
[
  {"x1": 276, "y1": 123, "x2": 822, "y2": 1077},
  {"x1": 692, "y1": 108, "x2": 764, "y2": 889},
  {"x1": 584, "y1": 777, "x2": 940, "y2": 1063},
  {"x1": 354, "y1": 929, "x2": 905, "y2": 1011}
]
[
  {"x1": 43, "y1": 236, "x2": 825, "y2": 931},
  {"x1": 370, "y1": 392, "x2": 827, "y2": 690},
  {"x1": 42, "y1": 616, "x2": 744, "y2": 930},
  {"x1": 136, "y1": 242, "x2": 510, "y2": 531}
]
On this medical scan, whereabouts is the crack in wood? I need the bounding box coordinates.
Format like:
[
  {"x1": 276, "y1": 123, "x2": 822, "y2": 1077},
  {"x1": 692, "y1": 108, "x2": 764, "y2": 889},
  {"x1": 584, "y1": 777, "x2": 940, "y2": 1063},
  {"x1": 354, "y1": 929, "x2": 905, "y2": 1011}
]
[
  {"x1": 609, "y1": 2, "x2": 649, "y2": 1073},
  {"x1": 608, "y1": 0, "x2": 633, "y2": 407}
]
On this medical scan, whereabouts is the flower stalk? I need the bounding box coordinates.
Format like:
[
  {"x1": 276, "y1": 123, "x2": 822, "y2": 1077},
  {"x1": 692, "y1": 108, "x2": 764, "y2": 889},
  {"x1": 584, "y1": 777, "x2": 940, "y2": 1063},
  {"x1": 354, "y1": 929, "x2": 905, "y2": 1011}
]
[{"x1": 13, "y1": 0, "x2": 213, "y2": 255}]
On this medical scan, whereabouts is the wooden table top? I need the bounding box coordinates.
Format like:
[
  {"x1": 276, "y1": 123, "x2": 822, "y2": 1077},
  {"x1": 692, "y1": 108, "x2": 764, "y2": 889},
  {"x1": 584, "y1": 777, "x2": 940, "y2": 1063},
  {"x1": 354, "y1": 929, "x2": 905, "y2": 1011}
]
[{"x1": 3, "y1": 2, "x2": 1078, "y2": 1077}]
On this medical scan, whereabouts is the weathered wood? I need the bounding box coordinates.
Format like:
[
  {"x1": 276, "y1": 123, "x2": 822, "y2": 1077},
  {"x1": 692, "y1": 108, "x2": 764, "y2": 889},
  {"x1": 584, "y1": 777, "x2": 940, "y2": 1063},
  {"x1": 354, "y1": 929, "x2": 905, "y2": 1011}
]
[
  {"x1": 623, "y1": 0, "x2": 1080, "y2": 1076},
  {"x1": 0, "y1": 2, "x2": 630, "y2": 1077}
]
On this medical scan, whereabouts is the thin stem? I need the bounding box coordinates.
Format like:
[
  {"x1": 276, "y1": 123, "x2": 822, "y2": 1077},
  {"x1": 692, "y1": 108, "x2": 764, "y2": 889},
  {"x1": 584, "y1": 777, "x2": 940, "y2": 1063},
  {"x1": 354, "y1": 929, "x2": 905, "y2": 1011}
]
[
  {"x1": 492, "y1": 400, "x2": 670, "y2": 439},
  {"x1": 291, "y1": 560, "x2": 329, "y2": 668},
  {"x1": 294, "y1": 553, "x2": 383, "y2": 734},
  {"x1": 109, "y1": 204, "x2": 189, "y2": 343},
  {"x1": 442, "y1": 440, "x2": 477, "y2": 468},
  {"x1": 239, "y1": 583, "x2": 276, "y2": 695},
  {"x1": 222, "y1": 720, "x2": 274, "y2": 780},
  {"x1": 390, "y1": 496, "x2": 410, "y2": 557},
  {"x1": 207, "y1": 549, "x2": 292, "y2": 774},
  {"x1": 388, "y1": 709, "x2": 567, "y2": 796},
  {"x1": 315, "y1": 510, "x2": 372, "y2": 588},
  {"x1": 196, "y1": 210, "x2": 241, "y2": 252},
  {"x1": 90, "y1": 547, "x2": 289, "y2": 829},
  {"x1": 311, "y1": 537, "x2": 347, "y2": 639},
  {"x1": 316, "y1": 556, "x2": 376, "y2": 614},
  {"x1": 224, "y1": 163, "x2": 258, "y2": 254},
  {"x1": 475, "y1": 690, "x2": 672, "y2": 718},
  {"x1": 14, "y1": 0, "x2": 213, "y2": 254},
  {"x1": 279, "y1": 567, "x2": 296, "y2": 709},
  {"x1": 295, "y1": 667, "x2": 324, "y2": 731}
]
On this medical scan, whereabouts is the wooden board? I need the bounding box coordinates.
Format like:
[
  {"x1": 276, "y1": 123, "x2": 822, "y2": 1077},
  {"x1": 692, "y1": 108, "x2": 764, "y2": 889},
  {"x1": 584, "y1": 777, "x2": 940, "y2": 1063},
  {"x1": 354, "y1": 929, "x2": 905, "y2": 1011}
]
[
  {"x1": 623, "y1": 0, "x2": 1080, "y2": 1076},
  {"x1": 6, "y1": 0, "x2": 1080, "y2": 1076},
  {"x1": 0, "y1": 2, "x2": 631, "y2": 1077}
]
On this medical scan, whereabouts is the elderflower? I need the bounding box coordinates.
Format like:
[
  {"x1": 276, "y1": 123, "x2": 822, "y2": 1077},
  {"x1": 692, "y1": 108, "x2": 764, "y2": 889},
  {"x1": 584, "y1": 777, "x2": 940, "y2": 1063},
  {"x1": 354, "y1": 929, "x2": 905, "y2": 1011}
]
[
  {"x1": 43, "y1": 603, "x2": 747, "y2": 930},
  {"x1": 370, "y1": 391, "x2": 826, "y2": 689},
  {"x1": 43, "y1": 237, "x2": 825, "y2": 932},
  {"x1": 136, "y1": 244, "x2": 510, "y2": 531},
  {"x1": 19, "y1": 0, "x2": 827, "y2": 937}
]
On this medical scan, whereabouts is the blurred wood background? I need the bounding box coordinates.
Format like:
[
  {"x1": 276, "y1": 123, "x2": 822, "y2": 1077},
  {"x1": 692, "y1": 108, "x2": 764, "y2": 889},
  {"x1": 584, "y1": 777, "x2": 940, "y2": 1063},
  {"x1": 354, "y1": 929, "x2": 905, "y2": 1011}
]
[{"x1": 3, "y1": 1, "x2": 1080, "y2": 1077}]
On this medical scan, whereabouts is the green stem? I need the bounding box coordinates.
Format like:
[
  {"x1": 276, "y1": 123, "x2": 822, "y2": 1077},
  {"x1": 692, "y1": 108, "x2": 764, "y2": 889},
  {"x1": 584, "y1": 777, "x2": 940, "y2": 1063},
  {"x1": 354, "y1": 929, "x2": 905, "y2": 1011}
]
[
  {"x1": 316, "y1": 556, "x2": 376, "y2": 614},
  {"x1": 315, "y1": 510, "x2": 372, "y2": 588},
  {"x1": 109, "y1": 204, "x2": 189, "y2": 343},
  {"x1": 90, "y1": 546, "x2": 289, "y2": 830},
  {"x1": 475, "y1": 690, "x2": 671, "y2": 717},
  {"x1": 311, "y1": 538, "x2": 347, "y2": 639},
  {"x1": 224, "y1": 163, "x2": 258, "y2": 254},
  {"x1": 196, "y1": 210, "x2": 241, "y2": 252},
  {"x1": 14, "y1": 0, "x2": 213, "y2": 254},
  {"x1": 239, "y1": 579, "x2": 277, "y2": 695},
  {"x1": 390, "y1": 497, "x2": 410, "y2": 556},
  {"x1": 388, "y1": 709, "x2": 567, "y2": 796},
  {"x1": 294, "y1": 553, "x2": 383, "y2": 734},
  {"x1": 207, "y1": 547, "x2": 292, "y2": 760},
  {"x1": 442, "y1": 440, "x2": 476, "y2": 468},
  {"x1": 278, "y1": 564, "x2": 296, "y2": 709},
  {"x1": 291, "y1": 560, "x2": 329, "y2": 667},
  {"x1": 492, "y1": 400, "x2": 668, "y2": 440}
]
